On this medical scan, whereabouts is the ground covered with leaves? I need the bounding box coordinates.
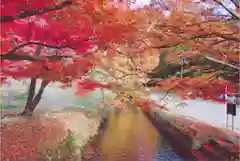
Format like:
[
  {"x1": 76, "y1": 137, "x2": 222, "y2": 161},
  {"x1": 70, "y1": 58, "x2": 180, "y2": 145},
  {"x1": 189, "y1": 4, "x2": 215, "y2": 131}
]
[{"x1": 0, "y1": 108, "x2": 101, "y2": 161}]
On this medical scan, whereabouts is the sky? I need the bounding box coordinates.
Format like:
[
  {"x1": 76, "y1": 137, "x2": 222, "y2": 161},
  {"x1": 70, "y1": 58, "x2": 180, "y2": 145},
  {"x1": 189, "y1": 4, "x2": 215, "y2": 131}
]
[
  {"x1": 129, "y1": 0, "x2": 150, "y2": 9},
  {"x1": 129, "y1": 0, "x2": 235, "y2": 16}
]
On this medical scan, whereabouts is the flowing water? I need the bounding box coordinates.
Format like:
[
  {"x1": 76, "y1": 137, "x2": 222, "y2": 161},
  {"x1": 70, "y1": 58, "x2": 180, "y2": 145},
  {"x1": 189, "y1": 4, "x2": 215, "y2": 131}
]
[{"x1": 82, "y1": 109, "x2": 185, "y2": 161}]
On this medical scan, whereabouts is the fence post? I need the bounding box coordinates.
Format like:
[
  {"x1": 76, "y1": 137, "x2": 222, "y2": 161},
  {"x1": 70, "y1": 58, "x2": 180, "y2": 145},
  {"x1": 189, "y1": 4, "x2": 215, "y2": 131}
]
[
  {"x1": 225, "y1": 86, "x2": 228, "y2": 128},
  {"x1": 7, "y1": 80, "x2": 12, "y2": 105}
]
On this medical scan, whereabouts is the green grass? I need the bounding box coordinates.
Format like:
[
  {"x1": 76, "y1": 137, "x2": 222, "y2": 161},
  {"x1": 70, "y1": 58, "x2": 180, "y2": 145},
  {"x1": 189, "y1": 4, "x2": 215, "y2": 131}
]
[
  {"x1": 0, "y1": 104, "x2": 17, "y2": 109},
  {"x1": 13, "y1": 93, "x2": 28, "y2": 101}
]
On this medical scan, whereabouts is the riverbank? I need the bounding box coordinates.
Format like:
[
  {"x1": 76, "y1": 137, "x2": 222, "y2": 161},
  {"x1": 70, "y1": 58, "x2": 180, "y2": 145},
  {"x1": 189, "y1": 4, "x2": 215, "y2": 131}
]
[
  {"x1": 0, "y1": 107, "x2": 104, "y2": 161},
  {"x1": 146, "y1": 108, "x2": 240, "y2": 160}
]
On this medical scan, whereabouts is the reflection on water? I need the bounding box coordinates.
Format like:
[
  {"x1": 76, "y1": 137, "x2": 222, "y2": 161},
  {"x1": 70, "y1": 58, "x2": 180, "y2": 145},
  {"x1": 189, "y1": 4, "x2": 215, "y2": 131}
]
[
  {"x1": 153, "y1": 136, "x2": 184, "y2": 161},
  {"x1": 84, "y1": 110, "x2": 184, "y2": 161}
]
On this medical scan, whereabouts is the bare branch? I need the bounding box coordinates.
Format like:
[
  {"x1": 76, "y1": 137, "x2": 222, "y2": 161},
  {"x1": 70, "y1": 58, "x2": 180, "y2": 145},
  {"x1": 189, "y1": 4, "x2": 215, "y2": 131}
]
[
  {"x1": 229, "y1": 0, "x2": 239, "y2": 8},
  {"x1": 1, "y1": 1, "x2": 72, "y2": 22},
  {"x1": 213, "y1": 0, "x2": 240, "y2": 19}
]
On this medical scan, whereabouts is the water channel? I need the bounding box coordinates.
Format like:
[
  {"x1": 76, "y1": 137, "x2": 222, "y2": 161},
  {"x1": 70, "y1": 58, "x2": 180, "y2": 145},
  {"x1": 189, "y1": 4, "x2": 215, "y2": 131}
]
[{"x1": 82, "y1": 109, "x2": 185, "y2": 161}]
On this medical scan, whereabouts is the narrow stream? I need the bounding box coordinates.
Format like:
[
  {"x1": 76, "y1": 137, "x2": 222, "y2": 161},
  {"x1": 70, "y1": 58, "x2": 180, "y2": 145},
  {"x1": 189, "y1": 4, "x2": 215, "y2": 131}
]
[{"x1": 82, "y1": 109, "x2": 184, "y2": 161}]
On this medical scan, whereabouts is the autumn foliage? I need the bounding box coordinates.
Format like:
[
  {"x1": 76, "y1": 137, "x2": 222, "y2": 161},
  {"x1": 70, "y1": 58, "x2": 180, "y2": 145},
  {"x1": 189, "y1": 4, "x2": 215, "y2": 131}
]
[
  {"x1": 0, "y1": 0, "x2": 140, "y2": 113},
  {"x1": 1, "y1": 0, "x2": 136, "y2": 80},
  {"x1": 0, "y1": 0, "x2": 239, "y2": 115},
  {"x1": 1, "y1": 1, "x2": 240, "y2": 159},
  {"x1": 99, "y1": 0, "x2": 239, "y2": 103}
]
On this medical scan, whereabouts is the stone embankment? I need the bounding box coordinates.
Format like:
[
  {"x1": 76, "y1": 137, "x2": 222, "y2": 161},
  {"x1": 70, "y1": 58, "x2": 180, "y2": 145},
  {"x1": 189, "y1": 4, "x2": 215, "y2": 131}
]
[{"x1": 144, "y1": 109, "x2": 240, "y2": 160}]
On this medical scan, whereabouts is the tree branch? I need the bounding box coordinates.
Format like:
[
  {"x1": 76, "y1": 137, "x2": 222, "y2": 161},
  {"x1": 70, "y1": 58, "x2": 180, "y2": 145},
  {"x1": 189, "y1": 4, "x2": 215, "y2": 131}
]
[
  {"x1": 1, "y1": 53, "x2": 77, "y2": 61},
  {"x1": 151, "y1": 32, "x2": 239, "y2": 49},
  {"x1": 3, "y1": 41, "x2": 75, "y2": 55},
  {"x1": 147, "y1": 54, "x2": 239, "y2": 84},
  {"x1": 229, "y1": 0, "x2": 239, "y2": 8},
  {"x1": 1, "y1": 0, "x2": 72, "y2": 22},
  {"x1": 151, "y1": 34, "x2": 213, "y2": 49},
  {"x1": 204, "y1": 56, "x2": 240, "y2": 70},
  {"x1": 0, "y1": 41, "x2": 83, "y2": 61},
  {"x1": 213, "y1": 0, "x2": 240, "y2": 19}
]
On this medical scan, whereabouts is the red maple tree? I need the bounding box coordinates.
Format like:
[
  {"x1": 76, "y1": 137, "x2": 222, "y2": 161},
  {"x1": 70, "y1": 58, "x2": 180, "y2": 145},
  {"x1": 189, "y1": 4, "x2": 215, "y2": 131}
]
[{"x1": 0, "y1": 0, "x2": 136, "y2": 115}]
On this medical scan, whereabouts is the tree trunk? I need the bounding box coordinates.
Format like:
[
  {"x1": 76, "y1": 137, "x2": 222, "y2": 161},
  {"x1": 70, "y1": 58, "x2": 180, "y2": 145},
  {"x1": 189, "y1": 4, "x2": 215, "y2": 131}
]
[
  {"x1": 30, "y1": 80, "x2": 49, "y2": 111},
  {"x1": 21, "y1": 79, "x2": 49, "y2": 116},
  {"x1": 25, "y1": 78, "x2": 36, "y2": 111}
]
